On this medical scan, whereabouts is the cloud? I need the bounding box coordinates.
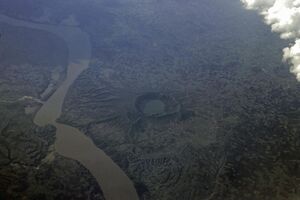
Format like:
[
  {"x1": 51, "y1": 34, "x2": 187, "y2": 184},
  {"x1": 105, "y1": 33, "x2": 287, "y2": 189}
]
[{"x1": 241, "y1": 0, "x2": 300, "y2": 80}]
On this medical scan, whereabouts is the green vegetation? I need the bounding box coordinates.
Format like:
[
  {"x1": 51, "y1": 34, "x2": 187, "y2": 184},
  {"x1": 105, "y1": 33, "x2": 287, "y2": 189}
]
[
  {"x1": 58, "y1": 0, "x2": 300, "y2": 199},
  {"x1": 1, "y1": 0, "x2": 300, "y2": 199}
]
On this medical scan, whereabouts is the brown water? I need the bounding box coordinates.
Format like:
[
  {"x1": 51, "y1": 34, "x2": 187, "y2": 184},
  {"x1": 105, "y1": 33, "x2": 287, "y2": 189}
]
[{"x1": 0, "y1": 14, "x2": 139, "y2": 200}]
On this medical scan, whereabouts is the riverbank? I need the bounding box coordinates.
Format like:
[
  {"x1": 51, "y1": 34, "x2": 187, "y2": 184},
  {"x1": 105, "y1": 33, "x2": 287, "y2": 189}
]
[{"x1": 0, "y1": 14, "x2": 138, "y2": 200}]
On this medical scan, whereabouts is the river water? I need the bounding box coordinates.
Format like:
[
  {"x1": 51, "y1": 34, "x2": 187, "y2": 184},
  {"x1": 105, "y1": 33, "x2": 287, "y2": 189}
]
[{"x1": 0, "y1": 14, "x2": 139, "y2": 200}]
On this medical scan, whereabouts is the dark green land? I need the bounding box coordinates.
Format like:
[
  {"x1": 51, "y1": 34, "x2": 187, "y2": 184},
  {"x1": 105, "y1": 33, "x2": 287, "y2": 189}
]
[{"x1": 1, "y1": 0, "x2": 300, "y2": 199}]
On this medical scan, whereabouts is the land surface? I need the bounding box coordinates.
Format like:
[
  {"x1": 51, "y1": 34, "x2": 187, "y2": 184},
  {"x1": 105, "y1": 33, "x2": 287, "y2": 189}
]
[{"x1": 1, "y1": 0, "x2": 300, "y2": 200}]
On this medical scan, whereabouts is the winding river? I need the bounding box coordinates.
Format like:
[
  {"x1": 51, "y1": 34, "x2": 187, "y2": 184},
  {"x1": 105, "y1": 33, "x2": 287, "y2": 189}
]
[{"x1": 0, "y1": 14, "x2": 139, "y2": 200}]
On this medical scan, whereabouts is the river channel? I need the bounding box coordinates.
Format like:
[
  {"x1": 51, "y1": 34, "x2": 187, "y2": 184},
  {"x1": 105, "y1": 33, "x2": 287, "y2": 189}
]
[{"x1": 0, "y1": 14, "x2": 139, "y2": 200}]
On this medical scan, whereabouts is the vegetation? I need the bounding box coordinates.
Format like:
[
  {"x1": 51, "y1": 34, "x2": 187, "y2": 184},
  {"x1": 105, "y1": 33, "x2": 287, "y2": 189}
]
[{"x1": 2, "y1": 0, "x2": 300, "y2": 199}]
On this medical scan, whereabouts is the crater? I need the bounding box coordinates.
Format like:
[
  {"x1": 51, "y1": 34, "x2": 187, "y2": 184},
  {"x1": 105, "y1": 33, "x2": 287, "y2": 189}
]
[
  {"x1": 143, "y1": 99, "x2": 165, "y2": 116},
  {"x1": 135, "y1": 92, "x2": 180, "y2": 118}
]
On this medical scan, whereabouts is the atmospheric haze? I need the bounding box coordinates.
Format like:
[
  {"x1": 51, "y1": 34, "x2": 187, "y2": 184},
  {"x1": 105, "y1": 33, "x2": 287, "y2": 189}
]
[{"x1": 242, "y1": 0, "x2": 300, "y2": 80}]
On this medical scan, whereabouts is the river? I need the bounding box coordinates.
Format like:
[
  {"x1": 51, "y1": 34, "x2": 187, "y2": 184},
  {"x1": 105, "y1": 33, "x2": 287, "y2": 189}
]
[{"x1": 0, "y1": 14, "x2": 139, "y2": 200}]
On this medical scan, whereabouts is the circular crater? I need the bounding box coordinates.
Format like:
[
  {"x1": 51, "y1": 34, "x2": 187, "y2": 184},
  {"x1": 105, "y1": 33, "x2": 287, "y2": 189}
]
[
  {"x1": 135, "y1": 92, "x2": 180, "y2": 117},
  {"x1": 143, "y1": 99, "x2": 165, "y2": 116}
]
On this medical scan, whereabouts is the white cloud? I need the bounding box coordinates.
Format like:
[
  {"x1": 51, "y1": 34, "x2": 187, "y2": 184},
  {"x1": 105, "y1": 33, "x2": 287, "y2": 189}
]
[{"x1": 241, "y1": 0, "x2": 300, "y2": 80}]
